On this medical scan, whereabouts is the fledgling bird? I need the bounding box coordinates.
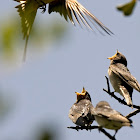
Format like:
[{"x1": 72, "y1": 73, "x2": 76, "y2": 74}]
[
  {"x1": 14, "y1": 0, "x2": 113, "y2": 61},
  {"x1": 108, "y1": 50, "x2": 140, "y2": 107},
  {"x1": 94, "y1": 101, "x2": 132, "y2": 136},
  {"x1": 69, "y1": 87, "x2": 95, "y2": 127}
]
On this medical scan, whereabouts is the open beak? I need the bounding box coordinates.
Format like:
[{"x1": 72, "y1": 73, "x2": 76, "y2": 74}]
[
  {"x1": 75, "y1": 92, "x2": 86, "y2": 96},
  {"x1": 107, "y1": 54, "x2": 116, "y2": 60},
  {"x1": 108, "y1": 50, "x2": 119, "y2": 60},
  {"x1": 75, "y1": 87, "x2": 86, "y2": 96}
]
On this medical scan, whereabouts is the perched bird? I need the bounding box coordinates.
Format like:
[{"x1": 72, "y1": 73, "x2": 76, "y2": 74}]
[
  {"x1": 69, "y1": 87, "x2": 95, "y2": 126},
  {"x1": 108, "y1": 50, "x2": 140, "y2": 107},
  {"x1": 94, "y1": 101, "x2": 132, "y2": 136},
  {"x1": 14, "y1": 0, "x2": 113, "y2": 61}
]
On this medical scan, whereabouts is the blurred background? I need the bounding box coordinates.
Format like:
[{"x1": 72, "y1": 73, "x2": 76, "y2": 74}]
[{"x1": 0, "y1": 0, "x2": 140, "y2": 139}]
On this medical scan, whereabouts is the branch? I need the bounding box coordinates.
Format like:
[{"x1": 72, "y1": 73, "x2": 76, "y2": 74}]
[
  {"x1": 67, "y1": 125, "x2": 116, "y2": 140},
  {"x1": 103, "y1": 76, "x2": 140, "y2": 109},
  {"x1": 126, "y1": 109, "x2": 140, "y2": 119}
]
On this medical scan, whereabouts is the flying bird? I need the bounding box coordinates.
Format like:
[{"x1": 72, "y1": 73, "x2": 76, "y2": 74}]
[
  {"x1": 69, "y1": 87, "x2": 95, "y2": 126},
  {"x1": 14, "y1": 0, "x2": 113, "y2": 61},
  {"x1": 108, "y1": 50, "x2": 140, "y2": 107},
  {"x1": 94, "y1": 101, "x2": 132, "y2": 136}
]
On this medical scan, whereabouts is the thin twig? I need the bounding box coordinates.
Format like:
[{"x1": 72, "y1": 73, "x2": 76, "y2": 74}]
[
  {"x1": 100, "y1": 128, "x2": 116, "y2": 140},
  {"x1": 126, "y1": 109, "x2": 140, "y2": 119},
  {"x1": 67, "y1": 125, "x2": 98, "y2": 130},
  {"x1": 103, "y1": 76, "x2": 140, "y2": 109},
  {"x1": 67, "y1": 125, "x2": 116, "y2": 140}
]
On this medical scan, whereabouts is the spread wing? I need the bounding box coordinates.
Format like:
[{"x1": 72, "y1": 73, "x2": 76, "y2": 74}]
[
  {"x1": 48, "y1": 0, "x2": 113, "y2": 35},
  {"x1": 14, "y1": 0, "x2": 38, "y2": 61},
  {"x1": 109, "y1": 63, "x2": 140, "y2": 92},
  {"x1": 48, "y1": 0, "x2": 68, "y2": 21}
]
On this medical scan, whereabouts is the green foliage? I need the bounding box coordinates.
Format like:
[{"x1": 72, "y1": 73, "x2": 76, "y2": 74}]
[
  {"x1": 0, "y1": 18, "x2": 20, "y2": 60},
  {"x1": 117, "y1": 0, "x2": 137, "y2": 16},
  {"x1": 38, "y1": 131, "x2": 53, "y2": 140},
  {"x1": 0, "y1": 15, "x2": 68, "y2": 61}
]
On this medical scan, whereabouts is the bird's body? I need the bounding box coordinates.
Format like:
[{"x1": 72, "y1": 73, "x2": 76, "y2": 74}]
[
  {"x1": 94, "y1": 101, "x2": 132, "y2": 135},
  {"x1": 69, "y1": 99, "x2": 94, "y2": 126},
  {"x1": 108, "y1": 67, "x2": 124, "y2": 95},
  {"x1": 69, "y1": 87, "x2": 95, "y2": 126},
  {"x1": 108, "y1": 64, "x2": 133, "y2": 105},
  {"x1": 14, "y1": 0, "x2": 113, "y2": 60},
  {"x1": 108, "y1": 50, "x2": 140, "y2": 107}
]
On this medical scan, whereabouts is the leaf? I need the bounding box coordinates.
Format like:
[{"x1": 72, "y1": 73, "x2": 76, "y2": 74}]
[{"x1": 117, "y1": 0, "x2": 137, "y2": 16}]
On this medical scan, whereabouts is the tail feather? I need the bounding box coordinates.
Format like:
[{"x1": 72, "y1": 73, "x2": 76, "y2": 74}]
[
  {"x1": 67, "y1": 2, "x2": 93, "y2": 30},
  {"x1": 49, "y1": 0, "x2": 113, "y2": 34},
  {"x1": 79, "y1": 4, "x2": 113, "y2": 34},
  {"x1": 120, "y1": 86, "x2": 133, "y2": 107},
  {"x1": 123, "y1": 122, "x2": 133, "y2": 127},
  {"x1": 123, "y1": 117, "x2": 133, "y2": 127},
  {"x1": 65, "y1": 0, "x2": 113, "y2": 34}
]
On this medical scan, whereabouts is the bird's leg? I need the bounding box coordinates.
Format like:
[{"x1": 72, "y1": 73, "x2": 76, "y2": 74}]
[
  {"x1": 35, "y1": 0, "x2": 46, "y2": 13},
  {"x1": 75, "y1": 126, "x2": 80, "y2": 131},
  {"x1": 39, "y1": 1, "x2": 46, "y2": 13},
  {"x1": 98, "y1": 126, "x2": 102, "y2": 133},
  {"x1": 122, "y1": 98, "x2": 125, "y2": 102},
  {"x1": 113, "y1": 130, "x2": 118, "y2": 138},
  {"x1": 111, "y1": 91, "x2": 115, "y2": 97},
  {"x1": 85, "y1": 125, "x2": 91, "y2": 131},
  {"x1": 88, "y1": 125, "x2": 92, "y2": 132}
]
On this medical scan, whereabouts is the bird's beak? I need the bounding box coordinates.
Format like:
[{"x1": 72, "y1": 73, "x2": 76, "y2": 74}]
[
  {"x1": 82, "y1": 87, "x2": 86, "y2": 93},
  {"x1": 108, "y1": 49, "x2": 119, "y2": 60},
  {"x1": 108, "y1": 55, "x2": 115, "y2": 60},
  {"x1": 75, "y1": 92, "x2": 86, "y2": 96},
  {"x1": 116, "y1": 49, "x2": 119, "y2": 53},
  {"x1": 107, "y1": 53, "x2": 117, "y2": 60},
  {"x1": 75, "y1": 87, "x2": 86, "y2": 96}
]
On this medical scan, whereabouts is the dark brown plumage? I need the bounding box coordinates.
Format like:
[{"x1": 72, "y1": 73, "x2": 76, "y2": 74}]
[{"x1": 69, "y1": 87, "x2": 95, "y2": 126}]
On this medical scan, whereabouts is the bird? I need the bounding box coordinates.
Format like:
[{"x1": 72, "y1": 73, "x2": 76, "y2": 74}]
[
  {"x1": 69, "y1": 87, "x2": 95, "y2": 127},
  {"x1": 94, "y1": 101, "x2": 132, "y2": 136},
  {"x1": 108, "y1": 50, "x2": 140, "y2": 107},
  {"x1": 14, "y1": 0, "x2": 113, "y2": 61}
]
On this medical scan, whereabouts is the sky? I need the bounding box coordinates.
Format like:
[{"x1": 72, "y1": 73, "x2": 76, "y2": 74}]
[{"x1": 0, "y1": 0, "x2": 140, "y2": 140}]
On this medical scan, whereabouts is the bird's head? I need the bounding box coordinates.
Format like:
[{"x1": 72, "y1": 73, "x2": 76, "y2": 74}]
[
  {"x1": 96, "y1": 101, "x2": 111, "y2": 109},
  {"x1": 108, "y1": 50, "x2": 127, "y2": 66},
  {"x1": 75, "y1": 87, "x2": 91, "y2": 102}
]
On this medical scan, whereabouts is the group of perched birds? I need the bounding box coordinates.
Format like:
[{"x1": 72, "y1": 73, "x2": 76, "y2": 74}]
[
  {"x1": 13, "y1": 0, "x2": 140, "y2": 138},
  {"x1": 69, "y1": 50, "x2": 140, "y2": 136}
]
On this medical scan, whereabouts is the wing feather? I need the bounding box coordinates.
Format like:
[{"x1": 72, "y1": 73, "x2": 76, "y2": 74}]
[{"x1": 110, "y1": 64, "x2": 140, "y2": 92}]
